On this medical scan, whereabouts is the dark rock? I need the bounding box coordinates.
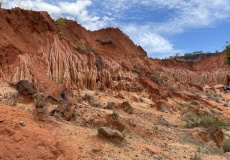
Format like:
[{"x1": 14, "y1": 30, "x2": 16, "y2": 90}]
[
  {"x1": 121, "y1": 101, "x2": 134, "y2": 114},
  {"x1": 50, "y1": 101, "x2": 75, "y2": 121},
  {"x1": 59, "y1": 90, "x2": 70, "y2": 102},
  {"x1": 16, "y1": 80, "x2": 36, "y2": 95},
  {"x1": 19, "y1": 121, "x2": 26, "y2": 126},
  {"x1": 98, "y1": 127, "x2": 124, "y2": 141},
  {"x1": 0, "y1": 117, "x2": 5, "y2": 122}
]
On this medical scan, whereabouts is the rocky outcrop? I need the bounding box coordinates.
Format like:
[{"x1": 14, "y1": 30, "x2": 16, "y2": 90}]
[
  {"x1": 37, "y1": 34, "x2": 137, "y2": 91},
  {"x1": 159, "y1": 67, "x2": 229, "y2": 86},
  {"x1": 98, "y1": 127, "x2": 124, "y2": 141},
  {"x1": 197, "y1": 127, "x2": 224, "y2": 147},
  {"x1": 16, "y1": 80, "x2": 36, "y2": 95},
  {"x1": 50, "y1": 101, "x2": 75, "y2": 121}
]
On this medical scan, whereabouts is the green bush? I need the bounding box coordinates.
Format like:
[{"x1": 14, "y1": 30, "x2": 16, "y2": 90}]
[
  {"x1": 106, "y1": 101, "x2": 115, "y2": 109},
  {"x1": 112, "y1": 109, "x2": 119, "y2": 118},
  {"x1": 101, "y1": 39, "x2": 113, "y2": 44},
  {"x1": 226, "y1": 42, "x2": 230, "y2": 64},
  {"x1": 185, "y1": 112, "x2": 229, "y2": 128},
  {"x1": 186, "y1": 112, "x2": 201, "y2": 128},
  {"x1": 191, "y1": 152, "x2": 202, "y2": 160},
  {"x1": 56, "y1": 17, "x2": 66, "y2": 26},
  {"x1": 150, "y1": 74, "x2": 163, "y2": 84},
  {"x1": 83, "y1": 93, "x2": 94, "y2": 103},
  {"x1": 223, "y1": 139, "x2": 230, "y2": 152},
  {"x1": 133, "y1": 66, "x2": 142, "y2": 76}
]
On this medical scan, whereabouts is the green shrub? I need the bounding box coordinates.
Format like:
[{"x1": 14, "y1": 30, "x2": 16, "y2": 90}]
[
  {"x1": 185, "y1": 112, "x2": 229, "y2": 128},
  {"x1": 112, "y1": 109, "x2": 119, "y2": 118},
  {"x1": 56, "y1": 17, "x2": 66, "y2": 26},
  {"x1": 83, "y1": 93, "x2": 94, "y2": 102},
  {"x1": 106, "y1": 101, "x2": 115, "y2": 109},
  {"x1": 226, "y1": 42, "x2": 230, "y2": 64},
  {"x1": 55, "y1": 17, "x2": 67, "y2": 37},
  {"x1": 223, "y1": 139, "x2": 230, "y2": 152},
  {"x1": 122, "y1": 129, "x2": 129, "y2": 139},
  {"x1": 101, "y1": 39, "x2": 113, "y2": 44},
  {"x1": 133, "y1": 66, "x2": 142, "y2": 76},
  {"x1": 150, "y1": 74, "x2": 163, "y2": 84},
  {"x1": 191, "y1": 151, "x2": 202, "y2": 160},
  {"x1": 76, "y1": 39, "x2": 95, "y2": 53},
  {"x1": 94, "y1": 103, "x2": 102, "y2": 108},
  {"x1": 199, "y1": 114, "x2": 217, "y2": 127},
  {"x1": 95, "y1": 36, "x2": 113, "y2": 44},
  {"x1": 185, "y1": 112, "x2": 201, "y2": 128}
]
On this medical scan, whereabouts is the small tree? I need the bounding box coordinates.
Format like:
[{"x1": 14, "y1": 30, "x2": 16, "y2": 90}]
[
  {"x1": 0, "y1": 1, "x2": 2, "y2": 8},
  {"x1": 226, "y1": 41, "x2": 230, "y2": 64}
]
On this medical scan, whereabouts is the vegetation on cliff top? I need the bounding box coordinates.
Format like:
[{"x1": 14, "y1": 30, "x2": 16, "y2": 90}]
[{"x1": 226, "y1": 41, "x2": 230, "y2": 64}]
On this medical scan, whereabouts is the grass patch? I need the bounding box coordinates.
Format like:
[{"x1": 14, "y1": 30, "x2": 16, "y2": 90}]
[
  {"x1": 106, "y1": 101, "x2": 115, "y2": 109},
  {"x1": 133, "y1": 66, "x2": 142, "y2": 76},
  {"x1": 76, "y1": 39, "x2": 95, "y2": 54},
  {"x1": 150, "y1": 74, "x2": 163, "y2": 84},
  {"x1": 56, "y1": 17, "x2": 66, "y2": 26},
  {"x1": 83, "y1": 93, "x2": 94, "y2": 103},
  {"x1": 112, "y1": 109, "x2": 119, "y2": 118},
  {"x1": 185, "y1": 112, "x2": 229, "y2": 128}
]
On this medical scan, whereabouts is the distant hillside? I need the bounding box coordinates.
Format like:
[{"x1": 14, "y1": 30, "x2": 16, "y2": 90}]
[{"x1": 171, "y1": 52, "x2": 218, "y2": 62}]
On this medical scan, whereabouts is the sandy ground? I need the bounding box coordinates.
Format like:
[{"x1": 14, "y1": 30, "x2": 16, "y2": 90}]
[{"x1": 1, "y1": 82, "x2": 230, "y2": 160}]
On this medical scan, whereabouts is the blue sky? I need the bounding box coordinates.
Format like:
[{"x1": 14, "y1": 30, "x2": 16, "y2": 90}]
[{"x1": 2, "y1": 0, "x2": 230, "y2": 58}]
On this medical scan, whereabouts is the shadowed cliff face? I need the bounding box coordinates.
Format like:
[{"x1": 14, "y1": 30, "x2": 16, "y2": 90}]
[{"x1": 0, "y1": 8, "x2": 229, "y2": 98}]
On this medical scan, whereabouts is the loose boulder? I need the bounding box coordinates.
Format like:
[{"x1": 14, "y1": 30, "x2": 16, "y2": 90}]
[
  {"x1": 50, "y1": 101, "x2": 75, "y2": 121},
  {"x1": 16, "y1": 80, "x2": 36, "y2": 95},
  {"x1": 98, "y1": 127, "x2": 124, "y2": 141},
  {"x1": 121, "y1": 101, "x2": 134, "y2": 114}
]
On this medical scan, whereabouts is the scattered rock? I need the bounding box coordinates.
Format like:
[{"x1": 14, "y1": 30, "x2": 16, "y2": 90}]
[
  {"x1": 121, "y1": 101, "x2": 134, "y2": 114},
  {"x1": 210, "y1": 108, "x2": 219, "y2": 115},
  {"x1": 225, "y1": 152, "x2": 230, "y2": 157},
  {"x1": 130, "y1": 95, "x2": 139, "y2": 102},
  {"x1": 117, "y1": 92, "x2": 125, "y2": 99},
  {"x1": 16, "y1": 80, "x2": 36, "y2": 95},
  {"x1": 98, "y1": 127, "x2": 124, "y2": 141},
  {"x1": 0, "y1": 117, "x2": 5, "y2": 122},
  {"x1": 105, "y1": 101, "x2": 115, "y2": 110},
  {"x1": 158, "y1": 118, "x2": 172, "y2": 127},
  {"x1": 19, "y1": 121, "x2": 26, "y2": 126},
  {"x1": 50, "y1": 101, "x2": 75, "y2": 121},
  {"x1": 59, "y1": 89, "x2": 70, "y2": 102}
]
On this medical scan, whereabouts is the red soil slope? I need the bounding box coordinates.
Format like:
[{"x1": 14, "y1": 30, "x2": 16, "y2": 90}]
[{"x1": 0, "y1": 8, "x2": 230, "y2": 160}]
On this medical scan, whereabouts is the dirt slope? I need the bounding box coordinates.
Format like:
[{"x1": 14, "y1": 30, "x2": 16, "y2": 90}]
[{"x1": 0, "y1": 7, "x2": 230, "y2": 160}]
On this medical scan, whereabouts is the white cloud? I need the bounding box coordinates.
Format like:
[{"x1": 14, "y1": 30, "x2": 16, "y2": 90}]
[
  {"x1": 59, "y1": 0, "x2": 92, "y2": 16},
  {"x1": 95, "y1": 0, "x2": 230, "y2": 57},
  {"x1": 34, "y1": 0, "x2": 61, "y2": 14},
  {"x1": 2, "y1": 0, "x2": 230, "y2": 57},
  {"x1": 3, "y1": 0, "x2": 107, "y2": 29},
  {"x1": 122, "y1": 24, "x2": 181, "y2": 58}
]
